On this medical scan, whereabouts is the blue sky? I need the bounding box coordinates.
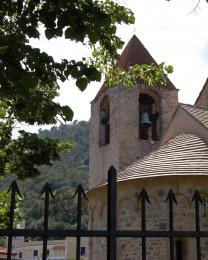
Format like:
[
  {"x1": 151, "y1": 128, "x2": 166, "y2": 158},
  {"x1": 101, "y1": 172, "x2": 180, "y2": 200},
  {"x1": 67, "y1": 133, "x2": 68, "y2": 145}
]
[{"x1": 22, "y1": 0, "x2": 208, "y2": 133}]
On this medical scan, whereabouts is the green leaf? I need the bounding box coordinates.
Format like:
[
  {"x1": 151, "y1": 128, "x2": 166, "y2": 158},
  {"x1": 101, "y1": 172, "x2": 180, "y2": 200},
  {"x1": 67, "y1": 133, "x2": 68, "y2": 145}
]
[
  {"x1": 65, "y1": 27, "x2": 85, "y2": 42},
  {"x1": 26, "y1": 26, "x2": 40, "y2": 38},
  {"x1": 88, "y1": 32, "x2": 99, "y2": 44},
  {"x1": 45, "y1": 28, "x2": 55, "y2": 40},
  {"x1": 61, "y1": 106, "x2": 74, "y2": 121},
  {"x1": 55, "y1": 28, "x2": 63, "y2": 37},
  {"x1": 64, "y1": 27, "x2": 72, "y2": 39},
  {"x1": 85, "y1": 67, "x2": 101, "y2": 81},
  {"x1": 76, "y1": 78, "x2": 88, "y2": 91},
  {"x1": 166, "y1": 65, "x2": 174, "y2": 73}
]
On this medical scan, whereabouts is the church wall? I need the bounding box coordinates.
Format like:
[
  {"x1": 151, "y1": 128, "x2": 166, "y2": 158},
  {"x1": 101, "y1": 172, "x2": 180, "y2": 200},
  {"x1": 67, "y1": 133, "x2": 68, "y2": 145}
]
[
  {"x1": 195, "y1": 79, "x2": 208, "y2": 107},
  {"x1": 161, "y1": 107, "x2": 208, "y2": 144},
  {"x1": 88, "y1": 176, "x2": 208, "y2": 260},
  {"x1": 118, "y1": 85, "x2": 159, "y2": 169},
  {"x1": 118, "y1": 85, "x2": 178, "y2": 170},
  {"x1": 89, "y1": 84, "x2": 178, "y2": 188},
  {"x1": 160, "y1": 89, "x2": 179, "y2": 135},
  {"x1": 89, "y1": 87, "x2": 120, "y2": 188}
]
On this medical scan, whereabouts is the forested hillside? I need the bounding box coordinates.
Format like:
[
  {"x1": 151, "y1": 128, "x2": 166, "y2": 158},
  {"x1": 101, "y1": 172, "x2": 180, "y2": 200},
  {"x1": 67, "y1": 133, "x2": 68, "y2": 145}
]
[{"x1": 0, "y1": 121, "x2": 89, "y2": 230}]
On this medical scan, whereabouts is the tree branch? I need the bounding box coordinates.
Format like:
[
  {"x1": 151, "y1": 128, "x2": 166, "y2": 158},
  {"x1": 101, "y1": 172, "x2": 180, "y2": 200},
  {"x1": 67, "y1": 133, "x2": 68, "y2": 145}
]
[{"x1": 188, "y1": 0, "x2": 201, "y2": 15}]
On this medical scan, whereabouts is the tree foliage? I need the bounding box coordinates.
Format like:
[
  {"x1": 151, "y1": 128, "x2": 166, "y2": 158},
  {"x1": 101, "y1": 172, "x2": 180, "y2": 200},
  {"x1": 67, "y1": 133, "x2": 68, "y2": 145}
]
[
  {"x1": 0, "y1": 190, "x2": 24, "y2": 229},
  {"x1": 0, "y1": 0, "x2": 174, "y2": 180},
  {"x1": 0, "y1": 0, "x2": 134, "y2": 178},
  {"x1": 0, "y1": 121, "x2": 89, "y2": 231}
]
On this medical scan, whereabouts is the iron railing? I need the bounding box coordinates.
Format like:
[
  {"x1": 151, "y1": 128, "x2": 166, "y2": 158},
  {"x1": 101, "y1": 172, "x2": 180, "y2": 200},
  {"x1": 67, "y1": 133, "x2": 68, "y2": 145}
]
[{"x1": 0, "y1": 166, "x2": 208, "y2": 260}]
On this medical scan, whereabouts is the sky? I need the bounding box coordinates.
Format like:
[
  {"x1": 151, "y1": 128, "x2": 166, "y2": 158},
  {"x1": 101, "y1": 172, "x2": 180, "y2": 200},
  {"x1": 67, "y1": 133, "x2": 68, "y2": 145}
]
[{"x1": 23, "y1": 0, "x2": 208, "y2": 133}]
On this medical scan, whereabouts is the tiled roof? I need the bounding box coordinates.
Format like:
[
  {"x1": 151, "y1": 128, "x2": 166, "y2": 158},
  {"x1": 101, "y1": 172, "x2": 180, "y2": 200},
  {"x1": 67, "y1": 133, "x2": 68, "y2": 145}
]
[
  {"x1": 93, "y1": 35, "x2": 176, "y2": 102},
  {"x1": 117, "y1": 133, "x2": 208, "y2": 182},
  {"x1": 181, "y1": 103, "x2": 208, "y2": 129},
  {"x1": 115, "y1": 35, "x2": 157, "y2": 69}
]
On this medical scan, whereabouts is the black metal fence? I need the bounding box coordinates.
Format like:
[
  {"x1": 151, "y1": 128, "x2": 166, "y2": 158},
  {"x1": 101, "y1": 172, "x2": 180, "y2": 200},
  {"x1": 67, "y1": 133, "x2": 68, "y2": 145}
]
[{"x1": 0, "y1": 166, "x2": 208, "y2": 260}]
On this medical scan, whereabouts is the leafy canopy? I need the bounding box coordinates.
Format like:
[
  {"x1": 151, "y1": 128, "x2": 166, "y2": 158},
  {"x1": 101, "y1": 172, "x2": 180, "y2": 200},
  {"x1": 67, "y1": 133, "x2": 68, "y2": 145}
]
[
  {"x1": 0, "y1": 0, "x2": 173, "y2": 179},
  {"x1": 0, "y1": 0, "x2": 133, "y2": 179}
]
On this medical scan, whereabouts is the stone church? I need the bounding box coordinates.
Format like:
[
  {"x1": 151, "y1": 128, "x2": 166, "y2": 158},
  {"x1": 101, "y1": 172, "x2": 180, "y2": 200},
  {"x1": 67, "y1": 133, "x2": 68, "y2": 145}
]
[{"x1": 87, "y1": 35, "x2": 208, "y2": 259}]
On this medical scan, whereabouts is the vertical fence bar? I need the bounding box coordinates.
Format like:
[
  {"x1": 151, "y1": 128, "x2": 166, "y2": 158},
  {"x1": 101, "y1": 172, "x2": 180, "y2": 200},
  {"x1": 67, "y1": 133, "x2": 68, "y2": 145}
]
[
  {"x1": 107, "y1": 166, "x2": 117, "y2": 260},
  {"x1": 7, "y1": 181, "x2": 18, "y2": 260},
  {"x1": 138, "y1": 189, "x2": 149, "y2": 260},
  {"x1": 43, "y1": 188, "x2": 49, "y2": 260},
  {"x1": 165, "y1": 190, "x2": 177, "y2": 260},
  {"x1": 192, "y1": 191, "x2": 203, "y2": 260},
  {"x1": 169, "y1": 195, "x2": 174, "y2": 260},
  {"x1": 41, "y1": 183, "x2": 54, "y2": 260},
  {"x1": 196, "y1": 198, "x2": 201, "y2": 260},
  {"x1": 141, "y1": 195, "x2": 146, "y2": 260},
  {"x1": 76, "y1": 185, "x2": 82, "y2": 260}
]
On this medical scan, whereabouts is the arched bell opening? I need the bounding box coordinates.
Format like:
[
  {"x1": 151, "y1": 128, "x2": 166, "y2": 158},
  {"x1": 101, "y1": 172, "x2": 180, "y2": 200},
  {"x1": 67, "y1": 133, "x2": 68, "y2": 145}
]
[
  {"x1": 99, "y1": 95, "x2": 110, "y2": 147},
  {"x1": 139, "y1": 92, "x2": 159, "y2": 141}
]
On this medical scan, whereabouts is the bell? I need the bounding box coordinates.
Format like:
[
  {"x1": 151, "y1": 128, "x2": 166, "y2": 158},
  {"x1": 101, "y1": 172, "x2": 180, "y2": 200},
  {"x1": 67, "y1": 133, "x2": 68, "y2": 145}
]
[{"x1": 140, "y1": 112, "x2": 152, "y2": 128}]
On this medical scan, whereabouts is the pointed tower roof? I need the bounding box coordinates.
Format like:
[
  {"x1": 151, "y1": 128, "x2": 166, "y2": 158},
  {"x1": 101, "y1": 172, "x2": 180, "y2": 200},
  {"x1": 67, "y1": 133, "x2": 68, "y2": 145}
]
[
  {"x1": 93, "y1": 35, "x2": 176, "y2": 101},
  {"x1": 116, "y1": 34, "x2": 157, "y2": 68}
]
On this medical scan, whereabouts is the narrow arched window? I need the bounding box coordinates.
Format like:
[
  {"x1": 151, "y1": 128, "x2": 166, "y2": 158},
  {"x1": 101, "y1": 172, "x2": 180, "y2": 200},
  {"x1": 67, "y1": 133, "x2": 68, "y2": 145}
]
[
  {"x1": 139, "y1": 92, "x2": 159, "y2": 141},
  {"x1": 99, "y1": 96, "x2": 110, "y2": 146}
]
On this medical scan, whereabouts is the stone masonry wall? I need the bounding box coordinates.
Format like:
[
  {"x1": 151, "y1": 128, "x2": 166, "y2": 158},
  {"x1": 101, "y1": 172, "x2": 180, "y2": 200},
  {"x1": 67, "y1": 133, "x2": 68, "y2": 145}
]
[
  {"x1": 89, "y1": 84, "x2": 178, "y2": 188},
  {"x1": 118, "y1": 85, "x2": 178, "y2": 170},
  {"x1": 118, "y1": 84, "x2": 159, "y2": 169},
  {"x1": 160, "y1": 89, "x2": 178, "y2": 135},
  {"x1": 89, "y1": 86, "x2": 120, "y2": 188},
  {"x1": 195, "y1": 79, "x2": 208, "y2": 107},
  {"x1": 88, "y1": 176, "x2": 208, "y2": 260}
]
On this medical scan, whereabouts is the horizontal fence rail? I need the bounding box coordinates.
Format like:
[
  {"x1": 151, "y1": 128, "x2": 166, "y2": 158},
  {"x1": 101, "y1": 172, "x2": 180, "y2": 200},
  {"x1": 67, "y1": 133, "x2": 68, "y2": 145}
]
[{"x1": 0, "y1": 166, "x2": 207, "y2": 260}]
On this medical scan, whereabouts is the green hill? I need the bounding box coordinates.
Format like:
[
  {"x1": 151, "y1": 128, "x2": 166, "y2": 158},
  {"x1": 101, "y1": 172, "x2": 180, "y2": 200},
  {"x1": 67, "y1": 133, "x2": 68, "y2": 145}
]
[{"x1": 0, "y1": 121, "x2": 89, "y2": 231}]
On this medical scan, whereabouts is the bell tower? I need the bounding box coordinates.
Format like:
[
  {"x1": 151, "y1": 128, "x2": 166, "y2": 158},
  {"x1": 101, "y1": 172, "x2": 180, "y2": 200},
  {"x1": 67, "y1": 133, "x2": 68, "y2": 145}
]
[{"x1": 89, "y1": 35, "x2": 178, "y2": 188}]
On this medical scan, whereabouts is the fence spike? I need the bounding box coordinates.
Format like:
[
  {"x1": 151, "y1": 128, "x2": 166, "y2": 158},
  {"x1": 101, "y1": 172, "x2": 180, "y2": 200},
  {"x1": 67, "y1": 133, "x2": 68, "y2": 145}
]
[
  {"x1": 165, "y1": 189, "x2": 177, "y2": 204},
  {"x1": 192, "y1": 190, "x2": 203, "y2": 260},
  {"x1": 138, "y1": 188, "x2": 151, "y2": 204},
  {"x1": 108, "y1": 165, "x2": 117, "y2": 174},
  {"x1": 6, "y1": 180, "x2": 22, "y2": 198},
  {"x1": 39, "y1": 182, "x2": 55, "y2": 199},
  {"x1": 191, "y1": 190, "x2": 203, "y2": 205},
  {"x1": 71, "y1": 184, "x2": 88, "y2": 201}
]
